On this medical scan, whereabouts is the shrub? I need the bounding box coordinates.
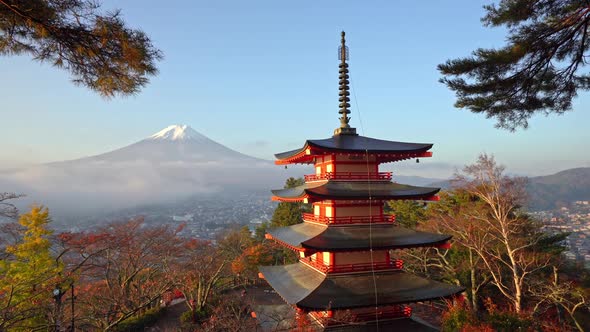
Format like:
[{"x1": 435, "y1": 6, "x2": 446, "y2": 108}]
[
  {"x1": 180, "y1": 310, "x2": 195, "y2": 324},
  {"x1": 486, "y1": 311, "x2": 533, "y2": 331},
  {"x1": 179, "y1": 308, "x2": 209, "y2": 324},
  {"x1": 441, "y1": 304, "x2": 474, "y2": 332},
  {"x1": 460, "y1": 322, "x2": 495, "y2": 332},
  {"x1": 112, "y1": 307, "x2": 165, "y2": 332}
]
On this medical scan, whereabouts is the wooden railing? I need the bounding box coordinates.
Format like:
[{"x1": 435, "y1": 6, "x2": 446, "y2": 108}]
[
  {"x1": 302, "y1": 213, "x2": 396, "y2": 225},
  {"x1": 310, "y1": 305, "x2": 412, "y2": 326},
  {"x1": 301, "y1": 257, "x2": 403, "y2": 274},
  {"x1": 304, "y1": 172, "x2": 392, "y2": 182},
  {"x1": 353, "y1": 306, "x2": 412, "y2": 321}
]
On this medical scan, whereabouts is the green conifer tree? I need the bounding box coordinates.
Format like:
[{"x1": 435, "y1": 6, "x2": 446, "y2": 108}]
[
  {"x1": 439, "y1": 0, "x2": 590, "y2": 130},
  {"x1": 0, "y1": 206, "x2": 62, "y2": 331},
  {"x1": 385, "y1": 200, "x2": 427, "y2": 229},
  {"x1": 0, "y1": 0, "x2": 161, "y2": 97},
  {"x1": 270, "y1": 177, "x2": 308, "y2": 227}
]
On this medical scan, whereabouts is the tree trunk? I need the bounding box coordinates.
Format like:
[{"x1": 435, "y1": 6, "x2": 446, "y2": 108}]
[
  {"x1": 469, "y1": 250, "x2": 479, "y2": 312},
  {"x1": 505, "y1": 233, "x2": 522, "y2": 314},
  {"x1": 513, "y1": 274, "x2": 522, "y2": 313},
  {"x1": 569, "y1": 311, "x2": 585, "y2": 332}
]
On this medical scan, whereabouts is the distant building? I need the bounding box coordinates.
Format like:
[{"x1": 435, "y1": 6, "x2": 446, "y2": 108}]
[{"x1": 172, "y1": 214, "x2": 193, "y2": 222}]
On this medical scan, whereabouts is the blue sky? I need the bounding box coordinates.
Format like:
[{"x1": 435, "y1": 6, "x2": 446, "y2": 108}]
[{"x1": 1, "y1": 1, "x2": 588, "y2": 177}]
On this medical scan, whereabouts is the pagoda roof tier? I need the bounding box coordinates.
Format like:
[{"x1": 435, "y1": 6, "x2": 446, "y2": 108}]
[
  {"x1": 259, "y1": 263, "x2": 464, "y2": 310},
  {"x1": 267, "y1": 222, "x2": 451, "y2": 252},
  {"x1": 274, "y1": 135, "x2": 433, "y2": 165},
  {"x1": 271, "y1": 181, "x2": 440, "y2": 203}
]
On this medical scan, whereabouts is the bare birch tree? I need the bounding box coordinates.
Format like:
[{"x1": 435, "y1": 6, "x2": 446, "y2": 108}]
[
  {"x1": 451, "y1": 154, "x2": 554, "y2": 313},
  {"x1": 531, "y1": 266, "x2": 588, "y2": 332},
  {"x1": 432, "y1": 154, "x2": 559, "y2": 315},
  {"x1": 426, "y1": 190, "x2": 494, "y2": 312}
]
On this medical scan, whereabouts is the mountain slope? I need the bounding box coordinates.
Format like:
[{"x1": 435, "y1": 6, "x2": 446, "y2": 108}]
[
  {"x1": 527, "y1": 167, "x2": 590, "y2": 210},
  {"x1": 0, "y1": 125, "x2": 286, "y2": 217},
  {"x1": 52, "y1": 125, "x2": 263, "y2": 164},
  {"x1": 425, "y1": 168, "x2": 590, "y2": 211}
]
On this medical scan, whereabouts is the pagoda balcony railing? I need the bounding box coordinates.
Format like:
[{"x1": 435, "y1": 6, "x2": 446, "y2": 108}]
[
  {"x1": 310, "y1": 306, "x2": 411, "y2": 325},
  {"x1": 304, "y1": 172, "x2": 392, "y2": 182},
  {"x1": 301, "y1": 257, "x2": 403, "y2": 274},
  {"x1": 352, "y1": 306, "x2": 412, "y2": 321},
  {"x1": 302, "y1": 213, "x2": 396, "y2": 225}
]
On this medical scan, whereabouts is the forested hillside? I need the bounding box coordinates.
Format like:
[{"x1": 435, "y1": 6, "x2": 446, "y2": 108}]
[
  {"x1": 428, "y1": 167, "x2": 590, "y2": 211},
  {"x1": 528, "y1": 168, "x2": 590, "y2": 210}
]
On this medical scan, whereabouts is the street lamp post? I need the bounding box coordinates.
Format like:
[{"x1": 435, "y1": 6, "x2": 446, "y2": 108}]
[
  {"x1": 70, "y1": 283, "x2": 75, "y2": 332},
  {"x1": 53, "y1": 286, "x2": 65, "y2": 332}
]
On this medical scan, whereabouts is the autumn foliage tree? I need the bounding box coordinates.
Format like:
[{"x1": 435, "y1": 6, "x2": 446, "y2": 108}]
[
  {"x1": 389, "y1": 154, "x2": 587, "y2": 330},
  {"x1": 218, "y1": 226, "x2": 255, "y2": 264},
  {"x1": 0, "y1": 206, "x2": 62, "y2": 331},
  {"x1": 2, "y1": 210, "x2": 295, "y2": 331},
  {"x1": 199, "y1": 293, "x2": 257, "y2": 332},
  {"x1": 58, "y1": 218, "x2": 183, "y2": 331},
  {"x1": 173, "y1": 239, "x2": 227, "y2": 319},
  {"x1": 231, "y1": 243, "x2": 275, "y2": 280}
]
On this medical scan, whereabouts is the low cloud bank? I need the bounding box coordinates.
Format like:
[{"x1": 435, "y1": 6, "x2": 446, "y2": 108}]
[{"x1": 0, "y1": 160, "x2": 293, "y2": 217}]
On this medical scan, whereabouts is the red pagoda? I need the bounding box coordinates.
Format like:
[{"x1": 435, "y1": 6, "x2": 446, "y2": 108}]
[{"x1": 258, "y1": 32, "x2": 464, "y2": 331}]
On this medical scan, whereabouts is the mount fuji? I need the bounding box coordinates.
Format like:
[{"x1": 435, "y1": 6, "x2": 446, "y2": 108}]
[
  {"x1": 0, "y1": 125, "x2": 289, "y2": 217},
  {"x1": 66, "y1": 125, "x2": 264, "y2": 164}
]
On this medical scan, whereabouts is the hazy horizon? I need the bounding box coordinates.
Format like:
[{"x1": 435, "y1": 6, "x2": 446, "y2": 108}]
[
  {"x1": 1, "y1": 1, "x2": 589, "y2": 179},
  {"x1": 1, "y1": 123, "x2": 587, "y2": 179}
]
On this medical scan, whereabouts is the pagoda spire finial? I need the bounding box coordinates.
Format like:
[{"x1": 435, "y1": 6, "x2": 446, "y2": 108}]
[{"x1": 334, "y1": 31, "x2": 357, "y2": 136}]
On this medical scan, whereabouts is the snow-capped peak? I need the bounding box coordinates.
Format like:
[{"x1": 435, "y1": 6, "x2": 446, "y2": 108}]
[{"x1": 149, "y1": 125, "x2": 205, "y2": 141}]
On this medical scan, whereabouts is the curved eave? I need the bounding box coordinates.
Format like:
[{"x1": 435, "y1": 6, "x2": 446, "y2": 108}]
[
  {"x1": 306, "y1": 189, "x2": 440, "y2": 202},
  {"x1": 274, "y1": 150, "x2": 433, "y2": 165},
  {"x1": 274, "y1": 143, "x2": 315, "y2": 165},
  {"x1": 274, "y1": 136, "x2": 434, "y2": 165},
  {"x1": 301, "y1": 226, "x2": 451, "y2": 252},
  {"x1": 271, "y1": 186, "x2": 309, "y2": 202},
  {"x1": 266, "y1": 223, "x2": 327, "y2": 252},
  {"x1": 271, "y1": 182, "x2": 440, "y2": 203},
  {"x1": 259, "y1": 263, "x2": 465, "y2": 310},
  {"x1": 307, "y1": 140, "x2": 432, "y2": 155},
  {"x1": 267, "y1": 223, "x2": 452, "y2": 252}
]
